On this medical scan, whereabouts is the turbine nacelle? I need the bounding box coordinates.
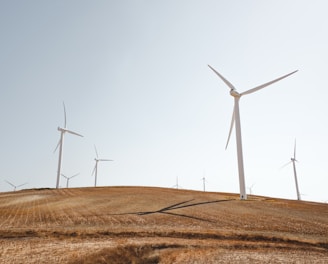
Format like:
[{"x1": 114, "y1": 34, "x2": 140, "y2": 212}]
[
  {"x1": 230, "y1": 89, "x2": 241, "y2": 98},
  {"x1": 57, "y1": 127, "x2": 83, "y2": 137}
]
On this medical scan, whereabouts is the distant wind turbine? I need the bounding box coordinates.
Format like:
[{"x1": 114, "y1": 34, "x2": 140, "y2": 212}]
[
  {"x1": 172, "y1": 176, "x2": 182, "y2": 189},
  {"x1": 247, "y1": 183, "x2": 255, "y2": 195},
  {"x1": 61, "y1": 173, "x2": 79, "y2": 188},
  {"x1": 54, "y1": 102, "x2": 83, "y2": 189},
  {"x1": 92, "y1": 145, "x2": 113, "y2": 187},
  {"x1": 201, "y1": 170, "x2": 208, "y2": 192},
  {"x1": 282, "y1": 140, "x2": 301, "y2": 200},
  {"x1": 5, "y1": 180, "x2": 27, "y2": 191},
  {"x1": 201, "y1": 177, "x2": 207, "y2": 192},
  {"x1": 208, "y1": 65, "x2": 297, "y2": 200}
]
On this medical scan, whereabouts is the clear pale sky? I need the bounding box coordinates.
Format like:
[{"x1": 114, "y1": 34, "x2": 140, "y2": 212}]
[{"x1": 1, "y1": 0, "x2": 327, "y2": 202}]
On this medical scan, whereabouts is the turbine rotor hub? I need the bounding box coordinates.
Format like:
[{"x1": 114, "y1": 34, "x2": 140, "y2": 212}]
[{"x1": 230, "y1": 89, "x2": 241, "y2": 98}]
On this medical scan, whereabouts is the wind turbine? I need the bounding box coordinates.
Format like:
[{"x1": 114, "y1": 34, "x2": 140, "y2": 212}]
[
  {"x1": 201, "y1": 177, "x2": 207, "y2": 192},
  {"x1": 5, "y1": 180, "x2": 27, "y2": 191},
  {"x1": 247, "y1": 183, "x2": 255, "y2": 195},
  {"x1": 92, "y1": 145, "x2": 113, "y2": 187},
  {"x1": 54, "y1": 102, "x2": 83, "y2": 189},
  {"x1": 201, "y1": 170, "x2": 208, "y2": 192},
  {"x1": 208, "y1": 65, "x2": 297, "y2": 200},
  {"x1": 172, "y1": 176, "x2": 182, "y2": 189},
  {"x1": 282, "y1": 140, "x2": 301, "y2": 200},
  {"x1": 61, "y1": 173, "x2": 79, "y2": 188}
]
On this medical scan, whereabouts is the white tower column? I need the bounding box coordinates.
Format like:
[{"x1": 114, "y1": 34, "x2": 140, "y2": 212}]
[{"x1": 234, "y1": 97, "x2": 247, "y2": 200}]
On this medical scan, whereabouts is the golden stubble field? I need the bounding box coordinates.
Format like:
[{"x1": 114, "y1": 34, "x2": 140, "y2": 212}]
[{"x1": 0, "y1": 186, "x2": 327, "y2": 263}]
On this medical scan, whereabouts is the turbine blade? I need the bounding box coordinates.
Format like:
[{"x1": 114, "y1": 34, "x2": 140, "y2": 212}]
[
  {"x1": 61, "y1": 174, "x2": 68, "y2": 179},
  {"x1": 208, "y1": 65, "x2": 236, "y2": 90},
  {"x1": 63, "y1": 102, "x2": 67, "y2": 128},
  {"x1": 98, "y1": 159, "x2": 113, "y2": 162},
  {"x1": 94, "y1": 145, "x2": 99, "y2": 158},
  {"x1": 65, "y1": 129, "x2": 83, "y2": 137},
  {"x1": 225, "y1": 107, "x2": 235, "y2": 150},
  {"x1": 91, "y1": 165, "x2": 96, "y2": 176},
  {"x1": 241, "y1": 70, "x2": 298, "y2": 96},
  {"x1": 5, "y1": 180, "x2": 15, "y2": 188},
  {"x1": 53, "y1": 138, "x2": 61, "y2": 153},
  {"x1": 294, "y1": 139, "x2": 297, "y2": 160},
  {"x1": 70, "y1": 173, "x2": 79, "y2": 179},
  {"x1": 17, "y1": 183, "x2": 28, "y2": 188},
  {"x1": 280, "y1": 161, "x2": 292, "y2": 169}
]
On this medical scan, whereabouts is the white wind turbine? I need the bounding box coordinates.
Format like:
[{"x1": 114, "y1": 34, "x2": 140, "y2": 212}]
[
  {"x1": 54, "y1": 102, "x2": 83, "y2": 189},
  {"x1": 247, "y1": 183, "x2": 255, "y2": 195},
  {"x1": 201, "y1": 170, "x2": 208, "y2": 192},
  {"x1": 201, "y1": 177, "x2": 207, "y2": 192},
  {"x1": 282, "y1": 140, "x2": 301, "y2": 200},
  {"x1": 5, "y1": 180, "x2": 27, "y2": 191},
  {"x1": 172, "y1": 176, "x2": 182, "y2": 189},
  {"x1": 208, "y1": 65, "x2": 297, "y2": 200},
  {"x1": 61, "y1": 173, "x2": 79, "y2": 188},
  {"x1": 92, "y1": 145, "x2": 113, "y2": 187}
]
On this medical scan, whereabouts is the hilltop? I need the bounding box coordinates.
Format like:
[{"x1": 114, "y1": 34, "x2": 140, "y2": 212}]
[{"x1": 0, "y1": 186, "x2": 327, "y2": 263}]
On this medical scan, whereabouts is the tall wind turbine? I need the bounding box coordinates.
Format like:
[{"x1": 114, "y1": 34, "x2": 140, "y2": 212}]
[
  {"x1": 92, "y1": 145, "x2": 113, "y2": 187},
  {"x1": 208, "y1": 65, "x2": 297, "y2": 200},
  {"x1": 61, "y1": 173, "x2": 79, "y2": 188},
  {"x1": 54, "y1": 102, "x2": 83, "y2": 189},
  {"x1": 5, "y1": 180, "x2": 27, "y2": 191},
  {"x1": 282, "y1": 140, "x2": 301, "y2": 200}
]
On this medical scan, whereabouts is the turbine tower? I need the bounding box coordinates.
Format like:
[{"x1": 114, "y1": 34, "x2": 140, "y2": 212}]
[
  {"x1": 208, "y1": 65, "x2": 297, "y2": 200},
  {"x1": 5, "y1": 180, "x2": 27, "y2": 191},
  {"x1": 92, "y1": 145, "x2": 113, "y2": 187},
  {"x1": 54, "y1": 102, "x2": 83, "y2": 189},
  {"x1": 61, "y1": 173, "x2": 79, "y2": 188},
  {"x1": 282, "y1": 140, "x2": 301, "y2": 200}
]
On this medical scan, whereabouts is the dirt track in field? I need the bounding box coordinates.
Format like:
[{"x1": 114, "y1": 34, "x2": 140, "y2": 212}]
[{"x1": 0, "y1": 186, "x2": 327, "y2": 263}]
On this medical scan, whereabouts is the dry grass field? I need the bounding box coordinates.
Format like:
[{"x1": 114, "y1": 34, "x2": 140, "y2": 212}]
[{"x1": 0, "y1": 186, "x2": 327, "y2": 263}]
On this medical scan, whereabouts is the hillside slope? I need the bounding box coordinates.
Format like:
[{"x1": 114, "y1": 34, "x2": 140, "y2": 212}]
[{"x1": 0, "y1": 186, "x2": 327, "y2": 263}]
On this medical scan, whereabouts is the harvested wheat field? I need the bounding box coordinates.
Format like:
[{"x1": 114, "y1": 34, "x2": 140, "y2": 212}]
[{"x1": 0, "y1": 186, "x2": 327, "y2": 263}]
